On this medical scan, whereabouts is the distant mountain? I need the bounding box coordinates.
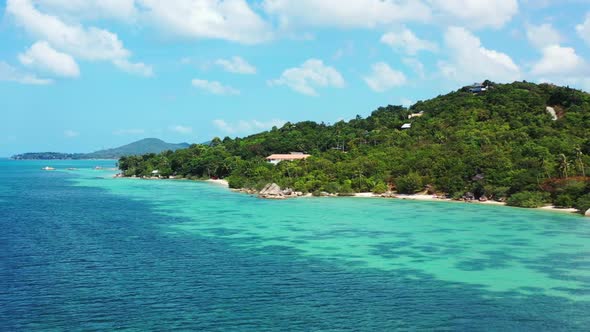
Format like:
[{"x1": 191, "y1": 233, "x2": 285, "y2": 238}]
[
  {"x1": 84, "y1": 138, "x2": 190, "y2": 159},
  {"x1": 11, "y1": 138, "x2": 191, "y2": 160}
]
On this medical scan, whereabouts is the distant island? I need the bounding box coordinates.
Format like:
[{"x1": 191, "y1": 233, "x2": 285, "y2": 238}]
[
  {"x1": 118, "y1": 81, "x2": 590, "y2": 214},
  {"x1": 12, "y1": 138, "x2": 190, "y2": 160}
]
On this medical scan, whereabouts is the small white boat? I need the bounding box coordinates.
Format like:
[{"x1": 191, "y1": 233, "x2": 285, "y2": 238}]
[{"x1": 42, "y1": 166, "x2": 55, "y2": 171}]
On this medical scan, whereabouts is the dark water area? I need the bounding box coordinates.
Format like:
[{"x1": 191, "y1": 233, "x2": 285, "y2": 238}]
[{"x1": 1, "y1": 160, "x2": 589, "y2": 331}]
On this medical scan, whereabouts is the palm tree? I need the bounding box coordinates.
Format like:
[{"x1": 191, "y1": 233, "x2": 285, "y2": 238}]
[
  {"x1": 558, "y1": 154, "x2": 569, "y2": 178},
  {"x1": 574, "y1": 147, "x2": 585, "y2": 177}
]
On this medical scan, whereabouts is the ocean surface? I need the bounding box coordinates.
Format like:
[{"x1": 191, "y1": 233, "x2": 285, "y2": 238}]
[{"x1": 1, "y1": 159, "x2": 589, "y2": 331}]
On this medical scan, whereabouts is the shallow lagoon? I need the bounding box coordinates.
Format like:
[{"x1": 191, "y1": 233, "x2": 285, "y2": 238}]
[{"x1": 1, "y1": 160, "x2": 589, "y2": 330}]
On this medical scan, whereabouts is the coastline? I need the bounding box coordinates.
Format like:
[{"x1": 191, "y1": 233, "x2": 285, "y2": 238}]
[
  {"x1": 206, "y1": 179, "x2": 230, "y2": 187},
  {"x1": 352, "y1": 192, "x2": 579, "y2": 214},
  {"x1": 115, "y1": 175, "x2": 584, "y2": 216}
]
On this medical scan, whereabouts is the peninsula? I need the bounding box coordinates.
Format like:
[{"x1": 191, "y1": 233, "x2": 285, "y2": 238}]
[{"x1": 12, "y1": 138, "x2": 190, "y2": 160}]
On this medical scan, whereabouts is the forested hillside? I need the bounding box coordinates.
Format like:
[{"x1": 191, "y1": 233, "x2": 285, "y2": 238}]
[{"x1": 119, "y1": 81, "x2": 590, "y2": 212}]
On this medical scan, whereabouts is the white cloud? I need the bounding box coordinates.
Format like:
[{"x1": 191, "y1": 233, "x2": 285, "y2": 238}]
[
  {"x1": 381, "y1": 28, "x2": 437, "y2": 55},
  {"x1": 429, "y1": 0, "x2": 519, "y2": 28},
  {"x1": 64, "y1": 129, "x2": 79, "y2": 137},
  {"x1": 113, "y1": 128, "x2": 146, "y2": 135},
  {"x1": 213, "y1": 119, "x2": 286, "y2": 135},
  {"x1": 6, "y1": 0, "x2": 151, "y2": 77},
  {"x1": 169, "y1": 125, "x2": 193, "y2": 135},
  {"x1": 0, "y1": 61, "x2": 53, "y2": 85},
  {"x1": 364, "y1": 62, "x2": 407, "y2": 92},
  {"x1": 191, "y1": 79, "x2": 240, "y2": 95},
  {"x1": 138, "y1": 0, "x2": 272, "y2": 44},
  {"x1": 438, "y1": 27, "x2": 520, "y2": 83},
  {"x1": 531, "y1": 45, "x2": 587, "y2": 77},
  {"x1": 113, "y1": 59, "x2": 153, "y2": 77},
  {"x1": 263, "y1": 0, "x2": 431, "y2": 29},
  {"x1": 35, "y1": 0, "x2": 138, "y2": 22},
  {"x1": 525, "y1": 23, "x2": 562, "y2": 49},
  {"x1": 214, "y1": 56, "x2": 256, "y2": 74},
  {"x1": 576, "y1": 13, "x2": 590, "y2": 46},
  {"x1": 19, "y1": 41, "x2": 80, "y2": 77},
  {"x1": 269, "y1": 59, "x2": 345, "y2": 96},
  {"x1": 7, "y1": 0, "x2": 129, "y2": 61}
]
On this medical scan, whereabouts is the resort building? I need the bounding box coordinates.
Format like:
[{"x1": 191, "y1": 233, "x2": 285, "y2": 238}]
[
  {"x1": 266, "y1": 152, "x2": 311, "y2": 165},
  {"x1": 408, "y1": 111, "x2": 424, "y2": 119}
]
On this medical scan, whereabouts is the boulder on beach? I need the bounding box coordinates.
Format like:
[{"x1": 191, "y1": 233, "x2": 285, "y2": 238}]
[
  {"x1": 585, "y1": 208, "x2": 590, "y2": 217},
  {"x1": 259, "y1": 183, "x2": 284, "y2": 199}
]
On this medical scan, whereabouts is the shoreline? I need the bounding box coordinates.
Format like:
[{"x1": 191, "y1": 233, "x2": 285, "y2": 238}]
[
  {"x1": 115, "y1": 175, "x2": 584, "y2": 216},
  {"x1": 353, "y1": 192, "x2": 579, "y2": 215},
  {"x1": 206, "y1": 179, "x2": 230, "y2": 187}
]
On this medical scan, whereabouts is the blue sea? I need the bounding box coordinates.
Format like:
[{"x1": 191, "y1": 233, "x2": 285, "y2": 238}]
[{"x1": 1, "y1": 159, "x2": 589, "y2": 331}]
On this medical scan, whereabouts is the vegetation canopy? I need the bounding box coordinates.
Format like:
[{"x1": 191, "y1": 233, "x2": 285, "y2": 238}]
[{"x1": 119, "y1": 81, "x2": 590, "y2": 212}]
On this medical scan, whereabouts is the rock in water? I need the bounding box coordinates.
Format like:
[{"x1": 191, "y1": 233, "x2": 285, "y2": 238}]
[
  {"x1": 259, "y1": 183, "x2": 284, "y2": 199},
  {"x1": 585, "y1": 208, "x2": 590, "y2": 217}
]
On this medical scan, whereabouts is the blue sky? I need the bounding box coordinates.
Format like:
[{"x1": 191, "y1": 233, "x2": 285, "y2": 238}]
[{"x1": 1, "y1": 0, "x2": 589, "y2": 156}]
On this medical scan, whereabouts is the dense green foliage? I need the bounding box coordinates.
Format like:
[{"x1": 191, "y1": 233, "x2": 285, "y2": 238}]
[
  {"x1": 12, "y1": 138, "x2": 189, "y2": 160},
  {"x1": 506, "y1": 191, "x2": 550, "y2": 208},
  {"x1": 119, "y1": 82, "x2": 590, "y2": 212}
]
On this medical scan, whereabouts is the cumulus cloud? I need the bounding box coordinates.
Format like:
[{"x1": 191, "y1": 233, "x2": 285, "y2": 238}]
[
  {"x1": 531, "y1": 45, "x2": 587, "y2": 77},
  {"x1": 0, "y1": 61, "x2": 53, "y2": 85},
  {"x1": 269, "y1": 59, "x2": 345, "y2": 96},
  {"x1": 139, "y1": 0, "x2": 272, "y2": 44},
  {"x1": 525, "y1": 23, "x2": 562, "y2": 49},
  {"x1": 262, "y1": 0, "x2": 431, "y2": 29},
  {"x1": 34, "y1": 0, "x2": 138, "y2": 22},
  {"x1": 214, "y1": 56, "x2": 256, "y2": 74},
  {"x1": 213, "y1": 119, "x2": 286, "y2": 135},
  {"x1": 19, "y1": 41, "x2": 80, "y2": 77},
  {"x1": 429, "y1": 0, "x2": 519, "y2": 28},
  {"x1": 7, "y1": 0, "x2": 129, "y2": 60},
  {"x1": 381, "y1": 28, "x2": 437, "y2": 55},
  {"x1": 438, "y1": 27, "x2": 520, "y2": 83},
  {"x1": 6, "y1": 0, "x2": 151, "y2": 77},
  {"x1": 191, "y1": 79, "x2": 240, "y2": 95},
  {"x1": 169, "y1": 125, "x2": 193, "y2": 135},
  {"x1": 576, "y1": 13, "x2": 590, "y2": 46},
  {"x1": 364, "y1": 62, "x2": 407, "y2": 92}
]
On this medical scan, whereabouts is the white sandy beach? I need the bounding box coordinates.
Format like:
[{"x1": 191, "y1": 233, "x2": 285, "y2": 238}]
[{"x1": 206, "y1": 179, "x2": 229, "y2": 187}]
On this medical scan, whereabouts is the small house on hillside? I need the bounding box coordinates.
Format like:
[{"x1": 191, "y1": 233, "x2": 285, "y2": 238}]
[
  {"x1": 401, "y1": 123, "x2": 412, "y2": 129},
  {"x1": 266, "y1": 152, "x2": 311, "y2": 165},
  {"x1": 469, "y1": 83, "x2": 488, "y2": 93}
]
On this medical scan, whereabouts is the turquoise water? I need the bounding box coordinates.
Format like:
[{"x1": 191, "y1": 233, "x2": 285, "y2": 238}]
[{"x1": 1, "y1": 159, "x2": 589, "y2": 330}]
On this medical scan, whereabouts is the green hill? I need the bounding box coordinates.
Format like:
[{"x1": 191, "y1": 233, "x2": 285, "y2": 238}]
[
  {"x1": 12, "y1": 138, "x2": 190, "y2": 160},
  {"x1": 84, "y1": 138, "x2": 190, "y2": 159},
  {"x1": 119, "y1": 81, "x2": 590, "y2": 212}
]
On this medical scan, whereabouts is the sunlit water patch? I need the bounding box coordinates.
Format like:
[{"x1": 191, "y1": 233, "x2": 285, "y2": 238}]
[{"x1": 71, "y1": 166, "x2": 590, "y2": 302}]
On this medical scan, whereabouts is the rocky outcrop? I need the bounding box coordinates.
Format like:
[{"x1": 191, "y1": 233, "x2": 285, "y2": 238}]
[
  {"x1": 258, "y1": 183, "x2": 303, "y2": 199},
  {"x1": 546, "y1": 106, "x2": 558, "y2": 121},
  {"x1": 585, "y1": 208, "x2": 590, "y2": 217},
  {"x1": 259, "y1": 183, "x2": 283, "y2": 199}
]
